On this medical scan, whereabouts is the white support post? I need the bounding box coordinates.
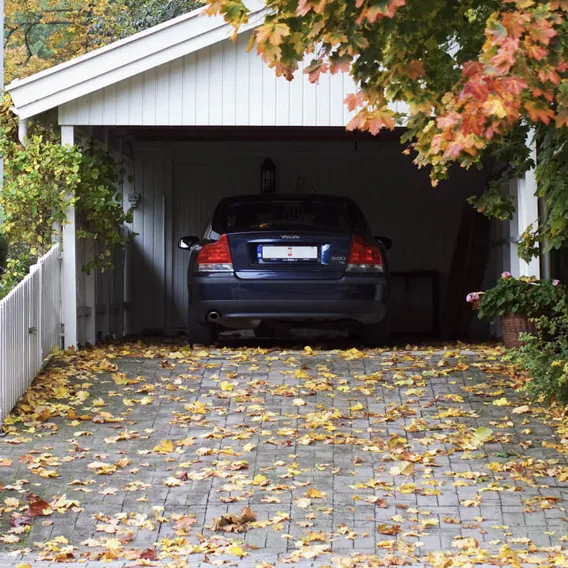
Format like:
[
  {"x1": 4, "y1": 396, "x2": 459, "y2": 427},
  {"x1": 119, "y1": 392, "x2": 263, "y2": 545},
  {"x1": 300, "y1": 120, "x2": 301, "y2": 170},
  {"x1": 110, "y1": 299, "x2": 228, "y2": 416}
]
[
  {"x1": 507, "y1": 178, "x2": 520, "y2": 278},
  {"x1": 510, "y1": 140, "x2": 541, "y2": 278},
  {"x1": 540, "y1": 193, "x2": 552, "y2": 280},
  {"x1": 18, "y1": 118, "x2": 28, "y2": 145},
  {"x1": 61, "y1": 126, "x2": 78, "y2": 349}
]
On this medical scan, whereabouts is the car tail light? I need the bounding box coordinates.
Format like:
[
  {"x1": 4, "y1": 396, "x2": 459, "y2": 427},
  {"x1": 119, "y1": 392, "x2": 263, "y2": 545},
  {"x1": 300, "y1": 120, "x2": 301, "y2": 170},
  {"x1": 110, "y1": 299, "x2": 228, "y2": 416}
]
[
  {"x1": 195, "y1": 235, "x2": 233, "y2": 272},
  {"x1": 347, "y1": 235, "x2": 383, "y2": 273}
]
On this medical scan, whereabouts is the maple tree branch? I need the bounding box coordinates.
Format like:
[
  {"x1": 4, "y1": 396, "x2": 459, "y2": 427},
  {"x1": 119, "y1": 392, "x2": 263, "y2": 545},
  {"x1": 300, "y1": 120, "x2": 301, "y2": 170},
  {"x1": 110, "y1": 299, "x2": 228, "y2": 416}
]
[
  {"x1": 5, "y1": 27, "x2": 18, "y2": 41},
  {"x1": 24, "y1": 33, "x2": 33, "y2": 60}
]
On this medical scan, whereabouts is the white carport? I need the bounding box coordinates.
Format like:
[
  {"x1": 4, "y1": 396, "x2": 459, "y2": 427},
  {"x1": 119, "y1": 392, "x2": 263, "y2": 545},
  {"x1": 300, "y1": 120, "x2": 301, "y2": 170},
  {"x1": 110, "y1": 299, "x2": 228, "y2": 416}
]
[{"x1": 6, "y1": 2, "x2": 541, "y2": 348}]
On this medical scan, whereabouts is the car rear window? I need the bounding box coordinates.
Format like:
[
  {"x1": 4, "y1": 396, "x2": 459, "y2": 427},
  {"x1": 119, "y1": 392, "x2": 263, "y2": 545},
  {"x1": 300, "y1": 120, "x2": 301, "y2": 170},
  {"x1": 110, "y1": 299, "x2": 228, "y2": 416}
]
[{"x1": 212, "y1": 198, "x2": 368, "y2": 234}]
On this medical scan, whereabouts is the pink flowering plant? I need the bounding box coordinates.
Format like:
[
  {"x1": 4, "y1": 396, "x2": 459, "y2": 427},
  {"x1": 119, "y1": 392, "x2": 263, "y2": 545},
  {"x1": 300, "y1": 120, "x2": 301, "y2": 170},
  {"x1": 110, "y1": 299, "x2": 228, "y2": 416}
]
[{"x1": 467, "y1": 273, "x2": 565, "y2": 323}]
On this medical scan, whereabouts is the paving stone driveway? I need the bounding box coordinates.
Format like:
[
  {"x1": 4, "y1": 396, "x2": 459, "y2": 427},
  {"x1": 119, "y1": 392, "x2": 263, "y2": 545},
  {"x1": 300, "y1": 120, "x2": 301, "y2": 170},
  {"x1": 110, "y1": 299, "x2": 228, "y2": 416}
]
[{"x1": 1, "y1": 341, "x2": 568, "y2": 567}]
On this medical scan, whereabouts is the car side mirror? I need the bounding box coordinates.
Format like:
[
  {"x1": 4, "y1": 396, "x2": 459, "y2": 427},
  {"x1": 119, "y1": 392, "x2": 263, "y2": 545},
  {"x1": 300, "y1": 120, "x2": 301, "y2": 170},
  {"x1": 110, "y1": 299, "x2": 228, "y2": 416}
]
[
  {"x1": 178, "y1": 236, "x2": 199, "y2": 250},
  {"x1": 374, "y1": 236, "x2": 392, "y2": 250}
]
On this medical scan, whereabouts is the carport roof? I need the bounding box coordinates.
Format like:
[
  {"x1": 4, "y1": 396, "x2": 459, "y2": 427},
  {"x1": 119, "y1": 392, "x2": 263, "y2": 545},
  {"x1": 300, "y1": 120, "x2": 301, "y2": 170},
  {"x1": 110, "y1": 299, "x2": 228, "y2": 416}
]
[{"x1": 6, "y1": 1, "x2": 267, "y2": 120}]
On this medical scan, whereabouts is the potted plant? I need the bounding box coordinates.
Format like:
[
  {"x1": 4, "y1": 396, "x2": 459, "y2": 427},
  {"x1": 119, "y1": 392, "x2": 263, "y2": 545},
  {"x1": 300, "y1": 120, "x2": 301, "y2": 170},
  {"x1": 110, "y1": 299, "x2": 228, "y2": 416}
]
[{"x1": 467, "y1": 273, "x2": 565, "y2": 348}]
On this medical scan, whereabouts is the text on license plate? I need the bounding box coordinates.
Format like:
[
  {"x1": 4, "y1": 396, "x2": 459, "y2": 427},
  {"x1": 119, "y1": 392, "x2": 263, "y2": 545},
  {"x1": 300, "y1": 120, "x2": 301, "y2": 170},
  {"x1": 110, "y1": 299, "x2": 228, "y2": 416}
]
[{"x1": 260, "y1": 246, "x2": 318, "y2": 260}]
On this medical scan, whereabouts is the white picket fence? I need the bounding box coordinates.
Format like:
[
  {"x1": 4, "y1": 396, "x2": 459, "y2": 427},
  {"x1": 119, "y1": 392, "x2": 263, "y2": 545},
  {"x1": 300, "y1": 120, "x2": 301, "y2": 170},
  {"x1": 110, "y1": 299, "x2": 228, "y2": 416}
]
[{"x1": 0, "y1": 245, "x2": 61, "y2": 425}]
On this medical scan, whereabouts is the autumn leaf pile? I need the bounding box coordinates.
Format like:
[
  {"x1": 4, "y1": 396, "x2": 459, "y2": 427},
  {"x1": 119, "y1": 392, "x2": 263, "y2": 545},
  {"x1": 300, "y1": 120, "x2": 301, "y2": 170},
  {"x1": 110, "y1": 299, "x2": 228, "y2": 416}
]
[{"x1": 2, "y1": 341, "x2": 568, "y2": 566}]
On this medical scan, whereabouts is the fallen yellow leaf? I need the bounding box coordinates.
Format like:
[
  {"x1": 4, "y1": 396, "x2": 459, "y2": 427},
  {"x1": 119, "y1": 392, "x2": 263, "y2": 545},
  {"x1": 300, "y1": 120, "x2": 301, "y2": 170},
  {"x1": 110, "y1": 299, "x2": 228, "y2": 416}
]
[{"x1": 153, "y1": 440, "x2": 175, "y2": 454}]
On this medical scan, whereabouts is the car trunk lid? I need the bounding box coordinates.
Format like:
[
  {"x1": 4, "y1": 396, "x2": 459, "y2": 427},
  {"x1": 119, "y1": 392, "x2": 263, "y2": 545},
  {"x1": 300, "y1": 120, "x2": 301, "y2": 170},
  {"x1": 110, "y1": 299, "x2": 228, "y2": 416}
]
[{"x1": 228, "y1": 231, "x2": 351, "y2": 280}]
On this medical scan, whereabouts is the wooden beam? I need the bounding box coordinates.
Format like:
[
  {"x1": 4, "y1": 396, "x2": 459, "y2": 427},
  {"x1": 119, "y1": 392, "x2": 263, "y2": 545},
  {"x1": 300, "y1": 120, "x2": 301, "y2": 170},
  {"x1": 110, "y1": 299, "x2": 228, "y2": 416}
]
[{"x1": 121, "y1": 126, "x2": 407, "y2": 143}]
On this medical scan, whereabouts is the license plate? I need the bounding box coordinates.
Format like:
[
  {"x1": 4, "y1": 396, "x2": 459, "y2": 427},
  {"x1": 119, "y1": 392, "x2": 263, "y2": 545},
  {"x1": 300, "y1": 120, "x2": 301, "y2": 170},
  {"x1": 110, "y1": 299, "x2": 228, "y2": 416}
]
[{"x1": 260, "y1": 246, "x2": 318, "y2": 260}]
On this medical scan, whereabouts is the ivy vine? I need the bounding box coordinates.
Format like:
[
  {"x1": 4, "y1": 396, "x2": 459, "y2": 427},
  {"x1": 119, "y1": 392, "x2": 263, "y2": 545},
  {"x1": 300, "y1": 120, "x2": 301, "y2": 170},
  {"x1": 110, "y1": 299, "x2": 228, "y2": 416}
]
[{"x1": 0, "y1": 94, "x2": 134, "y2": 298}]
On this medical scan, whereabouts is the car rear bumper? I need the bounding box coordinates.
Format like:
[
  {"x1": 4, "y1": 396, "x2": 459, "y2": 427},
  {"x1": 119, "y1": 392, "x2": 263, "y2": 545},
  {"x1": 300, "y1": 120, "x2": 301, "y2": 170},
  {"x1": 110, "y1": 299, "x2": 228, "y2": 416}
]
[{"x1": 190, "y1": 275, "x2": 388, "y2": 325}]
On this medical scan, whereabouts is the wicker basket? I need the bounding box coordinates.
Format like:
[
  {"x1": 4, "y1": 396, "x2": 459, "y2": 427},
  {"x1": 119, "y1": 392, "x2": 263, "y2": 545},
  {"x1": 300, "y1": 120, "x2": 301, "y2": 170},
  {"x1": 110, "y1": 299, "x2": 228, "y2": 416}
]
[{"x1": 501, "y1": 313, "x2": 537, "y2": 349}]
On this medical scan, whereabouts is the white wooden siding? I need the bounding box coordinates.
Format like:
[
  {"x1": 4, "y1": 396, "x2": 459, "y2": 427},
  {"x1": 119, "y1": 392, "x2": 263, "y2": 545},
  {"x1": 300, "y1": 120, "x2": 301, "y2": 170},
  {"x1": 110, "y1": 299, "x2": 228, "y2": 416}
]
[
  {"x1": 59, "y1": 32, "x2": 407, "y2": 127},
  {"x1": 124, "y1": 139, "x2": 484, "y2": 334}
]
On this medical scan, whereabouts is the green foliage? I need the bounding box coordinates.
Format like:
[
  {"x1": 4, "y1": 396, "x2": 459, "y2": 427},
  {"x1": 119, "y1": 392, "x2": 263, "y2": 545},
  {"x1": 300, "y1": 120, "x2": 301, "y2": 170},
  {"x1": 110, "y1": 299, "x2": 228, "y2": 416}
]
[
  {"x1": 522, "y1": 124, "x2": 568, "y2": 262},
  {"x1": 0, "y1": 132, "x2": 80, "y2": 256},
  {"x1": 467, "y1": 182, "x2": 516, "y2": 222},
  {"x1": 0, "y1": 94, "x2": 133, "y2": 297},
  {"x1": 0, "y1": 97, "x2": 76, "y2": 275},
  {"x1": 474, "y1": 123, "x2": 568, "y2": 263},
  {"x1": 509, "y1": 298, "x2": 568, "y2": 406},
  {"x1": 74, "y1": 143, "x2": 134, "y2": 273},
  {"x1": 467, "y1": 274, "x2": 565, "y2": 323},
  {"x1": 0, "y1": 243, "x2": 34, "y2": 300},
  {"x1": 468, "y1": 124, "x2": 535, "y2": 223},
  {"x1": 105, "y1": 0, "x2": 203, "y2": 37}
]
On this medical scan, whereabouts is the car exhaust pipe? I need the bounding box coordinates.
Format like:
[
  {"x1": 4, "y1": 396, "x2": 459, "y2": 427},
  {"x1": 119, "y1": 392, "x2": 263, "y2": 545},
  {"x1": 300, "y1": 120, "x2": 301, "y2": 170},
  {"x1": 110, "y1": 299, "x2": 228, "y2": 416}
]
[{"x1": 207, "y1": 311, "x2": 221, "y2": 323}]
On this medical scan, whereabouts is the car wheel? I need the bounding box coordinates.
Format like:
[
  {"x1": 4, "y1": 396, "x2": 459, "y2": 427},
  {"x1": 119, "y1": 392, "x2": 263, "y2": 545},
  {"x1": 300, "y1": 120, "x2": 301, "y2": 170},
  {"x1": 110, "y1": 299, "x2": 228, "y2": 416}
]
[{"x1": 187, "y1": 309, "x2": 216, "y2": 346}]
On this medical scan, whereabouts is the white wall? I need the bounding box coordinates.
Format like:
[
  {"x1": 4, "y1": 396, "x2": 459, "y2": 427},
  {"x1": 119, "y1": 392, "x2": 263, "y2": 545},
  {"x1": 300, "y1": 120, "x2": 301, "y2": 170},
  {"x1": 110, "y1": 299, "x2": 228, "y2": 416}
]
[
  {"x1": 123, "y1": 138, "x2": 485, "y2": 335},
  {"x1": 59, "y1": 31, "x2": 407, "y2": 128}
]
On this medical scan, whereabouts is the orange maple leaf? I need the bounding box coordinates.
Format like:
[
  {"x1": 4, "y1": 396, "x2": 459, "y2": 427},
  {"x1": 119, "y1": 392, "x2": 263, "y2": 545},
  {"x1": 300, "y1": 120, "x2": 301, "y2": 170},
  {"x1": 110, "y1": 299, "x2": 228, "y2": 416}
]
[
  {"x1": 367, "y1": 109, "x2": 396, "y2": 134},
  {"x1": 256, "y1": 23, "x2": 290, "y2": 47},
  {"x1": 524, "y1": 100, "x2": 555, "y2": 123},
  {"x1": 462, "y1": 77, "x2": 491, "y2": 100},
  {"x1": 538, "y1": 67, "x2": 561, "y2": 84},
  {"x1": 346, "y1": 112, "x2": 367, "y2": 132},
  {"x1": 491, "y1": 51, "x2": 516, "y2": 74},
  {"x1": 436, "y1": 112, "x2": 461, "y2": 130},
  {"x1": 398, "y1": 60, "x2": 425, "y2": 80},
  {"x1": 499, "y1": 76, "x2": 528, "y2": 96},
  {"x1": 529, "y1": 15, "x2": 558, "y2": 45},
  {"x1": 524, "y1": 40, "x2": 549, "y2": 61},
  {"x1": 344, "y1": 92, "x2": 365, "y2": 112},
  {"x1": 364, "y1": 0, "x2": 406, "y2": 23},
  {"x1": 501, "y1": 11, "x2": 531, "y2": 40},
  {"x1": 445, "y1": 141, "x2": 464, "y2": 159},
  {"x1": 296, "y1": 0, "x2": 312, "y2": 16},
  {"x1": 329, "y1": 56, "x2": 351, "y2": 74},
  {"x1": 556, "y1": 109, "x2": 568, "y2": 127}
]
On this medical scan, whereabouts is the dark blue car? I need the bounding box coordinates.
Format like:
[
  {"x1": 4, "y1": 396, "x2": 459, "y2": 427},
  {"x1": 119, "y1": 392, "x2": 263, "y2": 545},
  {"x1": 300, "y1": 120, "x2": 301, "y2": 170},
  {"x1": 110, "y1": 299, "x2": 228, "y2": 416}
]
[{"x1": 178, "y1": 194, "x2": 391, "y2": 345}]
